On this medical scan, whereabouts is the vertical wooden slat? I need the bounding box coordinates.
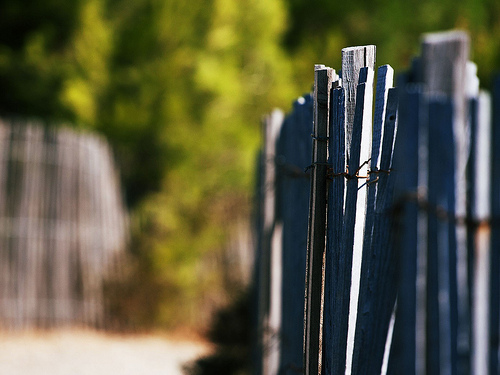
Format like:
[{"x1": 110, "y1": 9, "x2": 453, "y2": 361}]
[
  {"x1": 462, "y1": 61, "x2": 480, "y2": 375},
  {"x1": 38, "y1": 126, "x2": 51, "y2": 327},
  {"x1": 304, "y1": 66, "x2": 333, "y2": 375},
  {"x1": 469, "y1": 91, "x2": 491, "y2": 375},
  {"x1": 0, "y1": 122, "x2": 11, "y2": 328},
  {"x1": 54, "y1": 129, "x2": 69, "y2": 325},
  {"x1": 74, "y1": 135, "x2": 85, "y2": 326},
  {"x1": 323, "y1": 86, "x2": 346, "y2": 375},
  {"x1": 342, "y1": 48, "x2": 376, "y2": 375},
  {"x1": 363, "y1": 65, "x2": 394, "y2": 246},
  {"x1": 352, "y1": 87, "x2": 399, "y2": 375},
  {"x1": 31, "y1": 126, "x2": 45, "y2": 328},
  {"x1": 347, "y1": 67, "x2": 374, "y2": 375},
  {"x1": 426, "y1": 98, "x2": 456, "y2": 375},
  {"x1": 351, "y1": 65, "x2": 394, "y2": 372},
  {"x1": 489, "y1": 76, "x2": 500, "y2": 375},
  {"x1": 331, "y1": 78, "x2": 371, "y2": 375},
  {"x1": 279, "y1": 94, "x2": 312, "y2": 373},
  {"x1": 46, "y1": 128, "x2": 59, "y2": 327},
  {"x1": 23, "y1": 125, "x2": 44, "y2": 327},
  {"x1": 387, "y1": 84, "x2": 423, "y2": 375},
  {"x1": 421, "y1": 31, "x2": 470, "y2": 375},
  {"x1": 68, "y1": 132, "x2": 79, "y2": 324},
  {"x1": 341, "y1": 80, "x2": 368, "y2": 374},
  {"x1": 9, "y1": 124, "x2": 26, "y2": 329},
  {"x1": 91, "y1": 137, "x2": 105, "y2": 327},
  {"x1": 259, "y1": 109, "x2": 283, "y2": 375},
  {"x1": 466, "y1": 95, "x2": 478, "y2": 375},
  {"x1": 16, "y1": 125, "x2": 31, "y2": 329},
  {"x1": 342, "y1": 46, "x2": 376, "y2": 153},
  {"x1": 90, "y1": 138, "x2": 102, "y2": 326}
]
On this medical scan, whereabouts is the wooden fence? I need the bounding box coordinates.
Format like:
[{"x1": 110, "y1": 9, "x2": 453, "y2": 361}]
[
  {"x1": 254, "y1": 30, "x2": 500, "y2": 375},
  {"x1": 0, "y1": 119, "x2": 128, "y2": 330}
]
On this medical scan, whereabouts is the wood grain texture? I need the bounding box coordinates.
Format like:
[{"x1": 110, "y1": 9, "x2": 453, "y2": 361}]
[
  {"x1": 304, "y1": 66, "x2": 334, "y2": 375},
  {"x1": 341, "y1": 45, "x2": 375, "y2": 153}
]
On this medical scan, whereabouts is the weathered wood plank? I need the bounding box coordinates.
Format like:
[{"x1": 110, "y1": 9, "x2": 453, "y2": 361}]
[
  {"x1": 323, "y1": 86, "x2": 346, "y2": 375},
  {"x1": 304, "y1": 66, "x2": 334, "y2": 375},
  {"x1": 461, "y1": 60, "x2": 480, "y2": 374},
  {"x1": 421, "y1": 31, "x2": 471, "y2": 375},
  {"x1": 279, "y1": 94, "x2": 312, "y2": 373},
  {"x1": 426, "y1": 98, "x2": 456, "y2": 375},
  {"x1": 346, "y1": 65, "x2": 374, "y2": 374},
  {"x1": 469, "y1": 91, "x2": 491, "y2": 375},
  {"x1": 341, "y1": 81, "x2": 366, "y2": 375},
  {"x1": 326, "y1": 79, "x2": 368, "y2": 375},
  {"x1": 352, "y1": 87, "x2": 398, "y2": 375},
  {"x1": 342, "y1": 45, "x2": 376, "y2": 153},
  {"x1": 0, "y1": 122, "x2": 10, "y2": 328},
  {"x1": 352, "y1": 65, "x2": 394, "y2": 373},
  {"x1": 387, "y1": 83, "x2": 424, "y2": 375}
]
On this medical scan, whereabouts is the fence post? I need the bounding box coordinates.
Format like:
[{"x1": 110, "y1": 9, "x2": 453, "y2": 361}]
[
  {"x1": 342, "y1": 46, "x2": 376, "y2": 152},
  {"x1": 304, "y1": 65, "x2": 334, "y2": 375},
  {"x1": 342, "y1": 46, "x2": 375, "y2": 374}
]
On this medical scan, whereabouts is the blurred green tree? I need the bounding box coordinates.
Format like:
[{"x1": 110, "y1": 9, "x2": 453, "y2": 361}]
[{"x1": 98, "y1": 0, "x2": 296, "y2": 330}]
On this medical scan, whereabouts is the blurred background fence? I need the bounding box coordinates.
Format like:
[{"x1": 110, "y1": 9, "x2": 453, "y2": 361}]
[
  {"x1": 0, "y1": 119, "x2": 128, "y2": 330},
  {"x1": 254, "y1": 30, "x2": 500, "y2": 375}
]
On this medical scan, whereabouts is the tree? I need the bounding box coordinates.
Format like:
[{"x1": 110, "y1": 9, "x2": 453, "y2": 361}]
[
  {"x1": 101, "y1": 0, "x2": 296, "y2": 330},
  {"x1": 283, "y1": 0, "x2": 500, "y2": 92}
]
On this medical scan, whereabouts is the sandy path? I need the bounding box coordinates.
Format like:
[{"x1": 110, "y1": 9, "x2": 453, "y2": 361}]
[{"x1": 0, "y1": 330, "x2": 211, "y2": 375}]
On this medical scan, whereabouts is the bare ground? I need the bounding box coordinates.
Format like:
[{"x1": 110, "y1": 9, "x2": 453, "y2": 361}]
[{"x1": 0, "y1": 329, "x2": 211, "y2": 375}]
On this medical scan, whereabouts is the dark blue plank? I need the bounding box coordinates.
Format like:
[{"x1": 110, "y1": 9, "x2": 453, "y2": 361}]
[
  {"x1": 352, "y1": 87, "x2": 399, "y2": 374},
  {"x1": 387, "y1": 83, "x2": 422, "y2": 375},
  {"x1": 351, "y1": 65, "x2": 391, "y2": 373},
  {"x1": 464, "y1": 97, "x2": 479, "y2": 375},
  {"x1": 323, "y1": 81, "x2": 367, "y2": 375},
  {"x1": 489, "y1": 76, "x2": 500, "y2": 375},
  {"x1": 426, "y1": 98, "x2": 457, "y2": 375},
  {"x1": 355, "y1": 65, "x2": 393, "y2": 312},
  {"x1": 279, "y1": 94, "x2": 313, "y2": 374},
  {"x1": 323, "y1": 87, "x2": 346, "y2": 375}
]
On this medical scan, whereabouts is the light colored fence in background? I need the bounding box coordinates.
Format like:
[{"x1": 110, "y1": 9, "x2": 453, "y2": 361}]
[{"x1": 0, "y1": 119, "x2": 128, "y2": 330}]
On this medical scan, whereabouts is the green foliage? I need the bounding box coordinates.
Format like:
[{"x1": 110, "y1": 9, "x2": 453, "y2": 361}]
[
  {"x1": 98, "y1": 0, "x2": 296, "y2": 329},
  {"x1": 284, "y1": 0, "x2": 500, "y2": 92},
  {"x1": 0, "y1": 0, "x2": 82, "y2": 120}
]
